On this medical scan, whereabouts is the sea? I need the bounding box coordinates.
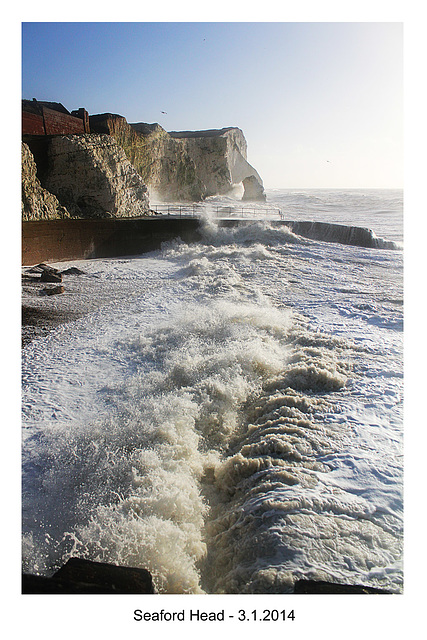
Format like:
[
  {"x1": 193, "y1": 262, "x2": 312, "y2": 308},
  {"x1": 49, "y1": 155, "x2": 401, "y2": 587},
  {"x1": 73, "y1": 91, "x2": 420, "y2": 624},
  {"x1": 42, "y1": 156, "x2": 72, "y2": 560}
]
[{"x1": 21, "y1": 188, "x2": 404, "y2": 596}]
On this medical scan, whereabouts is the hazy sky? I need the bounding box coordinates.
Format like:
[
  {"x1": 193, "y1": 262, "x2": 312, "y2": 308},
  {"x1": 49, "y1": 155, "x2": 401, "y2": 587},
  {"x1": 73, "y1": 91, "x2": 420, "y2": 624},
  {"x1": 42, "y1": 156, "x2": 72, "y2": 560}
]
[{"x1": 22, "y1": 21, "x2": 403, "y2": 189}]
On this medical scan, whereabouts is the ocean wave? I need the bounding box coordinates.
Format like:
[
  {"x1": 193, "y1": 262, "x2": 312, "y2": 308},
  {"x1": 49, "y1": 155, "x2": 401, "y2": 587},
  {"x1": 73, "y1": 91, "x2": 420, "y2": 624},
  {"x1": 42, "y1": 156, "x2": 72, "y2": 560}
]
[
  {"x1": 21, "y1": 192, "x2": 403, "y2": 593},
  {"x1": 196, "y1": 215, "x2": 401, "y2": 250},
  {"x1": 280, "y1": 220, "x2": 401, "y2": 250}
]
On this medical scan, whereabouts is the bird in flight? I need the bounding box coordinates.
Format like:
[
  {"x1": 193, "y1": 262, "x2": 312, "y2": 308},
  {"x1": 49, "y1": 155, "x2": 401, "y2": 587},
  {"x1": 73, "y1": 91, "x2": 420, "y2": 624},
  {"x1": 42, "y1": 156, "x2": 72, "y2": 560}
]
[{"x1": 161, "y1": 111, "x2": 167, "y2": 114}]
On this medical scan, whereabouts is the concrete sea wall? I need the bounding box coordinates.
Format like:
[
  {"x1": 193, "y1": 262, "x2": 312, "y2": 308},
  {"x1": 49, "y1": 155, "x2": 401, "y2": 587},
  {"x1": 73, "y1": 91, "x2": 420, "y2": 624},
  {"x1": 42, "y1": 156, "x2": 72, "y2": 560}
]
[
  {"x1": 22, "y1": 217, "x2": 201, "y2": 265},
  {"x1": 22, "y1": 216, "x2": 397, "y2": 265}
]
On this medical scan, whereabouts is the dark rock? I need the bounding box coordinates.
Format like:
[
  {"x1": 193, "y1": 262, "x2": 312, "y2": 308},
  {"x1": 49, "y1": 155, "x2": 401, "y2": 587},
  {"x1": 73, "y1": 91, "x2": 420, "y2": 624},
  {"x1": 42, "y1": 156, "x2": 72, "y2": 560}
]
[
  {"x1": 60, "y1": 267, "x2": 85, "y2": 275},
  {"x1": 40, "y1": 270, "x2": 62, "y2": 283},
  {"x1": 27, "y1": 263, "x2": 63, "y2": 283},
  {"x1": 22, "y1": 573, "x2": 117, "y2": 594},
  {"x1": 21, "y1": 273, "x2": 41, "y2": 282},
  {"x1": 41, "y1": 285, "x2": 65, "y2": 296},
  {"x1": 293, "y1": 579, "x2": 393, "y2": 594},
  {"x1": 26, "y1": 265, "x2": 44, "y2": 274},
  {"x1": 27, "y1": 263, "x2": 60, "y2": 275},
  {"x1": 22, "y1": 558, "x2": 155, "y2": 594}
]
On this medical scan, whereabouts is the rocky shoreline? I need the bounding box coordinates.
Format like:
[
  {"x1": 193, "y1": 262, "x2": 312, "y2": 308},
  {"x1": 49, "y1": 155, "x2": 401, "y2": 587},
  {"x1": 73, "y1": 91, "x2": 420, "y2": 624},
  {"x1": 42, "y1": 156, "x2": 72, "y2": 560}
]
[
  {"x1": 22, "y1": 263, "x2": 99, "y2": 346},
  {"x1": 22, "y1": 557, "x2": 391, "y2": 594}
]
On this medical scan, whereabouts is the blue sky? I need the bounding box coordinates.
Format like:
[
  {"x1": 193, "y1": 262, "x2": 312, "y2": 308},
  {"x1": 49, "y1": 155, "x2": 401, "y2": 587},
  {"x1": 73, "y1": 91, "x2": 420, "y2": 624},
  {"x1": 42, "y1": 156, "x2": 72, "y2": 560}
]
[{"x1": 21, "y1": 21, "x2": 403, "y2": 189}]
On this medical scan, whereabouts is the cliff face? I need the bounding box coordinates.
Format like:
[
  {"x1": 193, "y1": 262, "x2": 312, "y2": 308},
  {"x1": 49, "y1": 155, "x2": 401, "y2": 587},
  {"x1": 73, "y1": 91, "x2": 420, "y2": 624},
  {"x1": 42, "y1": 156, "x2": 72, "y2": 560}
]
[
  {"x1": 170, "y1": 127, "x2": 265, "y2": 201},
  {"x1": 22, "y1": 100, "x2": 266, "y2": 223},
  {"x1": 42, "y1": 134, "x2": 150, "y2": 218},
  {"x1": 22, "y1": 142, "x2": 70, "y2": 221},
  {"x1": 90, "y1": 114, "x2": 265, "y2": 202}
]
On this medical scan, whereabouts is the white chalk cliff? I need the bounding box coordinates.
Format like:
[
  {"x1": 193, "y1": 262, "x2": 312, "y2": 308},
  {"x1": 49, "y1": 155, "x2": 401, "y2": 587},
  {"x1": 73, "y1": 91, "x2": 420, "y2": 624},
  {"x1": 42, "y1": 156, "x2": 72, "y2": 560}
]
[
  {"x1": 22, "y1": 110, "x2": 266, "y2": 222},
  {"x1": 43, "y1": 134, "x2": 150, "y2": 218},
  {"x1": 21, "y1": 142, "x2": 70, "y2": 221},
  {"x1": 90, "y1": 114, "x2": 266, "y2": 202},
  {"x1": 168, "y1": 127, "x2": 266, "y2": 201}
]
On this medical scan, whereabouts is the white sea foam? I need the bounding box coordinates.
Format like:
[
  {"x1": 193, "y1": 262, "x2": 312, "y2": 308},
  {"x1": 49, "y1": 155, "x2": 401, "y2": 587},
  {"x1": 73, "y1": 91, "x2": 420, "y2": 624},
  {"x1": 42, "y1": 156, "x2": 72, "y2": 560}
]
[{"x1": 21, "y1": 189, "x2": 403, "y2": 593}]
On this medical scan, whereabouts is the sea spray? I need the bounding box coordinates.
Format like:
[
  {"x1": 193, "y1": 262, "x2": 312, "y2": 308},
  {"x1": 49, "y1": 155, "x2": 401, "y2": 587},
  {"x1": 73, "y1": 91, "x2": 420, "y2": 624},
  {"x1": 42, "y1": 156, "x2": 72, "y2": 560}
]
[
  {"x1": 22, "y1": 297, "x2": 295, "y2": 591},
  {"x1": 22, "y1": 189, "x2": 403, "y2": 593}
]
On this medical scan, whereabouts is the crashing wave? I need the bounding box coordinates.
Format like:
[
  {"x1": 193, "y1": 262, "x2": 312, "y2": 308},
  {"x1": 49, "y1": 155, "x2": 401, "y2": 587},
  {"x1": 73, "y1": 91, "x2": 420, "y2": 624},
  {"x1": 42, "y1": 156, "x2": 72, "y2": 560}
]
[{"x1": 277, "y1": 220, "x2": 400, "y2": 250}]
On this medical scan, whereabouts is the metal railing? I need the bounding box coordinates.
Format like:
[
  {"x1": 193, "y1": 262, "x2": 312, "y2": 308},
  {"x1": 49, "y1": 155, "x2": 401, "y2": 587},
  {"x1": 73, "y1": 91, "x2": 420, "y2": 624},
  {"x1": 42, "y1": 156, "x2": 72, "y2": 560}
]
[
  {"x1": 149, "y1": 204, "x2": 283, "y2": 218},
  {"x1": 148, "y1": 204, "x2": 203, "y2": 217}
]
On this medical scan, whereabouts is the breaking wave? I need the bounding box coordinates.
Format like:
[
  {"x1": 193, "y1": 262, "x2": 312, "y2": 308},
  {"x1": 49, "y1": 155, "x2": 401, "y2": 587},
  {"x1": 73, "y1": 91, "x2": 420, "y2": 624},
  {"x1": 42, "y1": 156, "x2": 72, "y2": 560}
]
[
  {"x1": 281, "y1": 220, "x2": 401, "y2": 250},
  {"x1": 22, "y1": 294, "x2": 401, "y2": 593},
  {"x1": 22, "y1": 189, "x2": 403, "y2": 594}
]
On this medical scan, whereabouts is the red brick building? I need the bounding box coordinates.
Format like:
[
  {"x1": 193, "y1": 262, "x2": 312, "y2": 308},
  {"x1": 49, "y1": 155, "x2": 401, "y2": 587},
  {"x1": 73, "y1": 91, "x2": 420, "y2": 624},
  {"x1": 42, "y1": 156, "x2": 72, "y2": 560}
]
[{"x1": 22, "y1": 99, "x2": 90, "y2": 136}]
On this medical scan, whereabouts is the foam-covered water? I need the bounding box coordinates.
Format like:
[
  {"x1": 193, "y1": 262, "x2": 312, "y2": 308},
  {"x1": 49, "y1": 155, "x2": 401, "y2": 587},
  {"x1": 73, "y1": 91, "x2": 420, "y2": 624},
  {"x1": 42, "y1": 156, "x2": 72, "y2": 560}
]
[{"x1": 21, "y1": 189, "x2": 403, "y2": 593}]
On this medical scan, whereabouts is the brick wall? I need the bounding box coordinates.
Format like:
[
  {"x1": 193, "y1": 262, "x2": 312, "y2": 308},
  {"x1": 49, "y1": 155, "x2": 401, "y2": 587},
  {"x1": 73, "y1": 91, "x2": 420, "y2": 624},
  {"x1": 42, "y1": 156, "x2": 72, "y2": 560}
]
[
  {"x1": 43, "y1": 107, "x2": 86, "y2": 135},
  {"x1": 22, "y1": 104, "x2": 90, "y2": 136},
  {"x1": 22, "y1": 111, "x2": 45, "y2": 136}
]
